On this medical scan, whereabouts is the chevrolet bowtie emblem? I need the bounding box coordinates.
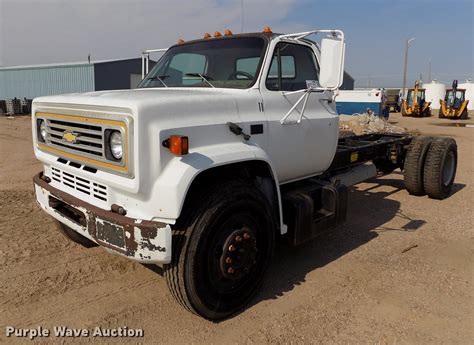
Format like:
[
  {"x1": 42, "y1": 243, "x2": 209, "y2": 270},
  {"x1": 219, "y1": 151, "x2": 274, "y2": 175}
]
[{"x1": 63, "y1": 131, "x2": 79, "y2": 144}]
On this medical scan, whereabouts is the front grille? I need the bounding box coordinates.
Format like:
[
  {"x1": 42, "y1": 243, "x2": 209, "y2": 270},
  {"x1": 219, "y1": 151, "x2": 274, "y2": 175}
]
[
  {"x1": 36, "y1": 112, "x2": 131, "y2": 177},
  {"x1": 46, "y1": 119, "x2": 104, "y2": 158},
  {"x1": 51, "y1": 166, "x2": 108, "y2": 202}
]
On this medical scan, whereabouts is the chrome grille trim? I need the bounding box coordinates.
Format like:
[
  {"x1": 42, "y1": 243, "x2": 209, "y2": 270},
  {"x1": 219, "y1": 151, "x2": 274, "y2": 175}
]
[
  {"x1": 49, "y1": 139, "x2": 104, "y2": 154},
  {"x1": 45, "y1": 118, "x2": 105, "y2": 158},
  {"x1": 51, "y1": 166, "x2": 108, "y2": 202},
  {"x1": 47, "y1": 122, "x2": 103, "y2": 135}
]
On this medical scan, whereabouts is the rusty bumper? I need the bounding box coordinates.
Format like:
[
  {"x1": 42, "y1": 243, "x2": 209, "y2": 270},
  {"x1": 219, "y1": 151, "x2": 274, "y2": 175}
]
[{"x1": 33, "y1": 172, "x2": 171, "y2": 264}]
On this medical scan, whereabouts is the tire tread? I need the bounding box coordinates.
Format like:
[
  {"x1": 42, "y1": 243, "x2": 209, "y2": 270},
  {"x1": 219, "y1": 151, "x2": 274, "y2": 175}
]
[
  {"x1": 404, "y1": 136, "x2": 432, "y2": 196},
  {"x1": 423, "y1": 138, "x2": 457, "y2": 199},
  {"x1": 164, "y1": 180, "x2": 274, "y2": 319}
]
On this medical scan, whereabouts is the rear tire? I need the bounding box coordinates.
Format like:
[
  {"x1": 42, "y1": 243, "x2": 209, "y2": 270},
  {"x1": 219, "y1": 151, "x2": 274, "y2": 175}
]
[
  {"x1": 164, "y1": 180, "x2": 275, "y2": 320},
  {"x1": 423, "y1": 137, "x2": 457, "y2": 199},
  {"x1": 56, "y1": 221, "x2": 98, "y2": 248},
  {"x1": 438, "y1": 109, "x2": 445, "y2": 119},
  {"x1": 404, "y1": 136, "x2": 432, "y2": 196}
]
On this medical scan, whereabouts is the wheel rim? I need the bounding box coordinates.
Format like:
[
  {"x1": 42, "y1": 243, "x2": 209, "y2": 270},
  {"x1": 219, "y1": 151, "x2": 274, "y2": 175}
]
[
  {"x1": 219, "y1": 227, "x2": 257, "y2": 281},
  {"x1": 193, "y1": 208, "x2": 271, "y2": 312},
  {"x1": 206, "y1": 214, "x2": 261, "y2": 293},
  {"x1": 442, "y1": 151, "x2": 455, "y2": 186}
]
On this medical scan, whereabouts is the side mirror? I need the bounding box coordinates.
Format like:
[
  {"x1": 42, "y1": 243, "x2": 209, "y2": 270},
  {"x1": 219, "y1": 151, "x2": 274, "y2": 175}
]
[{"x1": 319, "y1": 35, "x2": 345, "y2": 89}]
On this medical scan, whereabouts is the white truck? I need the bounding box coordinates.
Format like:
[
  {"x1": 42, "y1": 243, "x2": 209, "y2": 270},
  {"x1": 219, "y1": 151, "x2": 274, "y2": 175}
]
[{"x1": 32, "y1": 28, "x2": 458, "y2": 320}]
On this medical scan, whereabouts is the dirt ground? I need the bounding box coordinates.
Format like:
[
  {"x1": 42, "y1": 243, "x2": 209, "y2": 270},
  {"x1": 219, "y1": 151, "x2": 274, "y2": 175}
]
[{"x1": 0, "y1": 113, "x2": 473, "y2": 344}]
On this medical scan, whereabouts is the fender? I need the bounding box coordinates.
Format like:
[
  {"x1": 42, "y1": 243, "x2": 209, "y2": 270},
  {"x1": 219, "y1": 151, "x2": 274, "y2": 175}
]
[{"x1": 149, "y1": 142, "x2": 285, "y2": 232}]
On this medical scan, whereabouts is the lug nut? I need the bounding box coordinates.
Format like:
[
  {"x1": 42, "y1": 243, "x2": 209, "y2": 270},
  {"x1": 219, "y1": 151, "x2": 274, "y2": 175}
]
[
  {"x1": 228, "y1": 267, "x2": 235, "y2": 274},
  {"x1": 236, "y1": 235, "x2": 243, "y2": 242},
  {"x1": 243, "y1": 232, "x2": 251, "y2": 240},
  {"x1": 229, "y1": 245, "x2": 236, "y2": 252},
  {"x1": 225, "y1": 257, "x2": 232, "y2": 264}
]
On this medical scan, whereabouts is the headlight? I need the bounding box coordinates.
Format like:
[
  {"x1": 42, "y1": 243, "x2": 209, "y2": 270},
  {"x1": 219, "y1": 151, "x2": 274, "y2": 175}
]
[
  {"x1": 38, "y1": 119, "x2": 47, "y2": 142},
  {"x1": 109, "y1": 131, "x2": 123, "y2": 160}
]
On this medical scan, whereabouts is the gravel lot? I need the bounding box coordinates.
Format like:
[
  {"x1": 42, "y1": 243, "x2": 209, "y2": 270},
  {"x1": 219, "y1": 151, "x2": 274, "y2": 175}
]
[{"x1": 0, "y1": 113, "x2": 472, "y2": 344}]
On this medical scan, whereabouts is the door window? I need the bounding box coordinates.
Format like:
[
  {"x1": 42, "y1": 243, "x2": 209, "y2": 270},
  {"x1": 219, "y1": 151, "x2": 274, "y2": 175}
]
[{"x1": 265, "y1": 43, "x2": 319, "y2": 91}]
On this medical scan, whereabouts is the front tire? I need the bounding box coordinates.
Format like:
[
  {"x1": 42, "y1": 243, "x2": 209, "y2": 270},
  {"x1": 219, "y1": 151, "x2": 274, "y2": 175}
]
[{"x1": 164, "y1": 180, "x2": 275, "y2": 320}]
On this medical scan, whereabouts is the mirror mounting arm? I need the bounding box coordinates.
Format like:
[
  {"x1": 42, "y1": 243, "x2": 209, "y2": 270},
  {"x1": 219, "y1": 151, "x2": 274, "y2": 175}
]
[{"x1": 280, "y1": 87, "x2": 330, "y2": 125}]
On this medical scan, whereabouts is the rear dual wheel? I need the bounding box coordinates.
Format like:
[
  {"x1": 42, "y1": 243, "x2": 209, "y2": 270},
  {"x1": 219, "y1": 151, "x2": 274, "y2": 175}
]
[
  {"x1": 164, "y1": 180, "x2": 275, "y2": 320},
  {"x1": 404, "y1": 136, "x2": 457, "y2": 199},
  {"x1": 404, "y1": 136, "x2": 432, "y2": 196},
  {"x1": 423, "y1": 138, "x2": 457, "y2": 199}
]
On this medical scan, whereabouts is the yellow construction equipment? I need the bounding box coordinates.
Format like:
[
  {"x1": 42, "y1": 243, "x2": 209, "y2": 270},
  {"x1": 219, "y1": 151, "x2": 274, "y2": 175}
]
[
  {"x1": 439, "y1": 80, "x2": 469, "y2": 119},
  {"x1": 401, "y1": 80, "x2": 431, "y2": 117}
]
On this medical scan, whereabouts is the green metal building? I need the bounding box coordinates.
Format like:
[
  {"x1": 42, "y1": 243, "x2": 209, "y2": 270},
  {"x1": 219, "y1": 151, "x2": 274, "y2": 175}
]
[{"x1": 0, "y1": 58, "x2": 144, "y2": 100}]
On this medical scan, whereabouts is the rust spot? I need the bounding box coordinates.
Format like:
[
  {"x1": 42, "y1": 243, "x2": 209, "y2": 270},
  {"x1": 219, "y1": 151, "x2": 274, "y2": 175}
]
[{"x1": 34, "y1": 172, "x2": 167, "y2": 258}]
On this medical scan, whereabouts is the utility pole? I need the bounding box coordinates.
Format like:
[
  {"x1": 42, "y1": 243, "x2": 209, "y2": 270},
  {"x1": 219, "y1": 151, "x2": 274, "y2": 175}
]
[
  {"x1": 428, "y1": 58, "x2": 432, "y2": 82},
  {"x1": 402, "y1": 37, "x2": 415, "y2": 98}
]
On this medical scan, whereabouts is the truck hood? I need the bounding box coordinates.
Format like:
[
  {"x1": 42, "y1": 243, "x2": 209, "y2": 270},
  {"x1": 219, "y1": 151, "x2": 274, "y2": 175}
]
[{"x1": 33, "y1": 87, "x2": 244, "y2": 119}]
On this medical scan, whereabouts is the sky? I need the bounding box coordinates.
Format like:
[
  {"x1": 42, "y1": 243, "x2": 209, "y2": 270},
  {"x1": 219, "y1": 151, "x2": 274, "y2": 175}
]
[{"x1": 0, "y1": 0, "x2": 472, "y2": 87}]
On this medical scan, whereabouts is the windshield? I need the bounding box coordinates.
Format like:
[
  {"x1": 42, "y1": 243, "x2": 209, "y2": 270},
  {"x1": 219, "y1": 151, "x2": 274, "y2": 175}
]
[
  {"x1": 445, "y1": 90, "x2": 464, "y2": 103},
  {"x1": 138, "y1": 37, "x2": 267, "y2": 89},
  {"x1": 407, "y1": 89, "x2": 425, "y2": 106}
]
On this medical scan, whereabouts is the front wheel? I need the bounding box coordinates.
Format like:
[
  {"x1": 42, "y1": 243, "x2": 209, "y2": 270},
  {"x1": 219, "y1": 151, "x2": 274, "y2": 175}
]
[{"x1": 164, "y1": 180, "x2": 275, "y2": 320}]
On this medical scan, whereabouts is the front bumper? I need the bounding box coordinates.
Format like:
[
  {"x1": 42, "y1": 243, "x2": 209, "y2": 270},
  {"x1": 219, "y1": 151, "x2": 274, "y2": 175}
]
[{"x1": 33, "y1": 172, "x2": 172, "y2": 264}]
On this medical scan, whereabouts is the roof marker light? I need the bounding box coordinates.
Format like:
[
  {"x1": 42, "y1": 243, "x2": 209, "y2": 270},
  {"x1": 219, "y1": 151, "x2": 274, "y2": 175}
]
[
  {"x1": 224, "y1": 29, "x2": 233, "y2": 36},
  {"x1": 203, "y1": 32, "x2": 211, "y2": 39},
  {"x1": 263, "y1": 26, "x2": 272, "y2": 33},
  {"x1": 213, "y1": 31, "x2": 222, "y2": 38},
  {"x1": 177, "y1": 39, "x2": 185, "y2": 44}
]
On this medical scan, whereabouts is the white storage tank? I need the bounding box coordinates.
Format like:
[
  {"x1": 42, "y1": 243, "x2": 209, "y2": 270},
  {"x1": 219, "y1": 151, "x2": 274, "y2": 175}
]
[
  {"x1": 424, "y1": 80, "x2": 446, "y2": 110},
  {"x1": 459, "y1": 80, "x2": 474, "y2": 111}
]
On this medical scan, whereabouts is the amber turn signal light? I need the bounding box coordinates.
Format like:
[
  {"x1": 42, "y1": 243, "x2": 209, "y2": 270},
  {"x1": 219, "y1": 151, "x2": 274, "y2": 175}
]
[{"x1": 163, "y1": 135, "x2": 189, "y2": 155}]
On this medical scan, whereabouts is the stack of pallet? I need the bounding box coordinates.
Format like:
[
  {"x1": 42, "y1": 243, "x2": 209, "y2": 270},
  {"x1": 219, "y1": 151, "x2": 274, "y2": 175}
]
[
  {"x1": 0, "y1": 100, "x2": 6, "y2": 116},
  {"x1": 6, "y1": 98, "x2": 22, "y2": 115},
  {"x1": 21, "y1": 98, "x2": 33, "y2": 114}
]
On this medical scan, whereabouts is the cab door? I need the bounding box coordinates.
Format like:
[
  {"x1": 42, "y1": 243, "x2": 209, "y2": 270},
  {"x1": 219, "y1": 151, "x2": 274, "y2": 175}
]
[{"x1": 260, "y1": 41, "x2": 339, "y2": 183}]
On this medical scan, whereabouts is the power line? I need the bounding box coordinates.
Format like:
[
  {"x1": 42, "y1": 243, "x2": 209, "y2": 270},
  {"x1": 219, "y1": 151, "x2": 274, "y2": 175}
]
[{"x1": 240, "y1": 0, "x2": 244, "y2": 33}]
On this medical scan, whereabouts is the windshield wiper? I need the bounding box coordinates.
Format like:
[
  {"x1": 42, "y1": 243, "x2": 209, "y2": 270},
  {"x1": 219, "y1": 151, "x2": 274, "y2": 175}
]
[
  {"x1": 185, "y1": 73, "x2": 215, "y2": 88},
  {"x1": 146, "y1": 75, "x2": 169, "y2": 87}
]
